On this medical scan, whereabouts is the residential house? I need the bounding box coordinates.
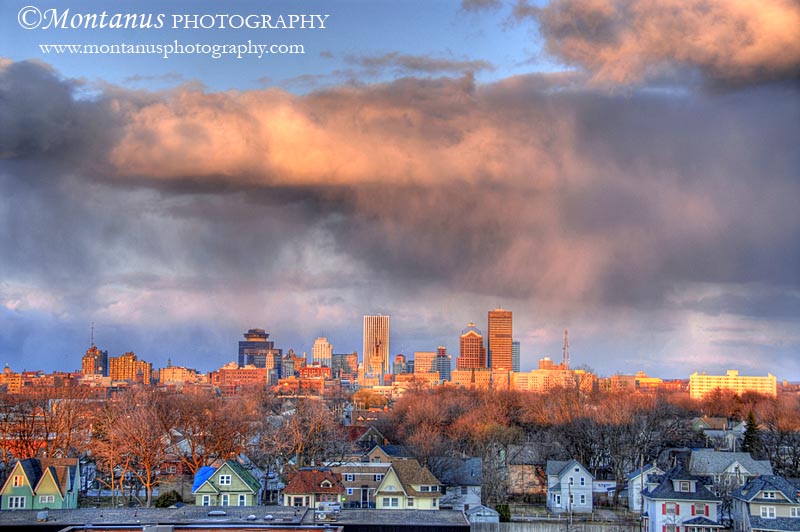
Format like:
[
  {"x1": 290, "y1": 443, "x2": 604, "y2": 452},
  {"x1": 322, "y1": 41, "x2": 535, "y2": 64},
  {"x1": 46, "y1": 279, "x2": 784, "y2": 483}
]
[
  {"x1": 365, "y1": 443, "x2": 413, "y2": 463},
  {"x1": 691, "y1": 417, "x2": 746, "y2": 452},
  {"x1": 192, "y1": 459, "x2": 261, "y2": 507},
  {"x1": 546, "y1": 459, "x2": 594, "y2": 514},
  {"x1": 345, "y1": 425, "x2": 387, "y2": 455},
  {"x1": 465, "y1": 504, "x2": 501, "y2": 524},
  {"x1": 283, "y1": 467, "x2": 345, "y2": 508},
  {"x1": 331, "y1": 461, "x2": 391, "y2": 509},
  {"x1": 642, "y1": 465, "x2": 724, "y2": 532},
  {"x1": 628, "y1": 464, "x2": 665, "y2": 513},
  {"x1": 688, "y1": 449, "x2": 773, "y2": 494},
  {"x1": 731, "y1": 475, "x2": 800, "y2": 532},
  {"x1": 374, "y1": 458, "x2": 442, "y2": 510},
  {"x1": 435, "y1": 456, "x2": 482, "y2": 511},
  {"x1": 507, "y1": 443, "x2": 548, "y2": 498},
  {"x1": 0, "y1": 457, "x2": 80, "y2": 510}
]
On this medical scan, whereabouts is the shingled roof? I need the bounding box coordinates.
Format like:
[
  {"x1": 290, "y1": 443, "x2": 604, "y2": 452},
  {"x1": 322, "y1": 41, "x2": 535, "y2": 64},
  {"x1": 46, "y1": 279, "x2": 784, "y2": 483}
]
[
  {"x1": 689, "y1": 449, "x2": 773, "y2": 477},
  {"x1": 642, "y1": 465, "x2": 721, "y2": 503},
  {"x1": 732, "y1": 475, "x2": 800, "y2": 503},
  {"x1": 284, "y1": 467, "x2": 344, "y2": 496},
  {"x1": 386, "y1": 458, "x2": 441, "y2": 498}
]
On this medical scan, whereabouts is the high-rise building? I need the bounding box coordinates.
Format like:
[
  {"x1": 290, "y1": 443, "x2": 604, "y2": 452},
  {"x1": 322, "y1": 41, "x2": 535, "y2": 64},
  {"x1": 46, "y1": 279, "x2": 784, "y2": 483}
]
[
  {"x1": 238, "y1": 328, "x2": 282, "y2": 369},
  {"x1": 363, "y1": 315, "x2": 390, "y2": 377},
  {"x1": 457, "y1": 322, "x2": 486, "y2": 369},
  {"x1": 488, "y1": 308, "x2": 513, "y2": 371},
  {"x1": 394, "y1": 354, "x2": 407, "y2": 374},
  {"x1": 512, "y1": 340, "x2": 520, "y2": 373},
  {"x1": 689, "y1": 370, "x2": 777, "y2": 400},
  {"x1": 109, "y1": 352, "x2": 152, "y2": 384},
  {"x1": 332, "y1": 352, "x2": 358, "y2": 378},
  {"x1": 312, "y1": 337, "x2": 333, "y2": 367},
  {"x1": 435, "y1": 347, "x2": 452, "y2": 382},
  {"x1": 81, "y1": 344, "x2": 108, "y2": 377},
  {"x1": 414, "y1": 351, "x2": 437, "y2": 373}
]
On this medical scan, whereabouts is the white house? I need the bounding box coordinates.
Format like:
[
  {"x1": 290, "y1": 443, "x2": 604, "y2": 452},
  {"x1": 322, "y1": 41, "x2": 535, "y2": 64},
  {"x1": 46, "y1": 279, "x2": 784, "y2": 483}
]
[
  {"x1": 642, "y1": 465, "x2": 724, "y2": 532},
  {"x1": 546, "y1": 459, "x2": 594, "y2": 514},
  {"x1": 628, "y1": 463, "x2": 664, "y2": 513}
]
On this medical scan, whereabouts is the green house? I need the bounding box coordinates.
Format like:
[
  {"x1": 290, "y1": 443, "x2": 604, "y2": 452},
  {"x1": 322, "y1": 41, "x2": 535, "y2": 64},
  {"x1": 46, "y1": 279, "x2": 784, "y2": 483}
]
[
  {"x1": 0, "y1": 457, "x2": 80, "y2": 510},
  {"x1": 192, "y1": 459, "x2": 261, "y2": 507}
]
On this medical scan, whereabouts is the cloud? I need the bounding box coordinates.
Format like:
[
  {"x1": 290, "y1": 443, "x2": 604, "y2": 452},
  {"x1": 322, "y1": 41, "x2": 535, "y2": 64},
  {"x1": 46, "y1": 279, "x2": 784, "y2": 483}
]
[
  {"x1": 462, "y1": 0, "x2": 503, "y2": 11},
  {"x1": 1, "y1": 57, "x2": 798, "y2": 375},
  {"x1": 516, "y1": 0, "x2": 800, "y2": 86},
  {"x1": 345, "y1": 52, "x2": 494, "y2": 75}
]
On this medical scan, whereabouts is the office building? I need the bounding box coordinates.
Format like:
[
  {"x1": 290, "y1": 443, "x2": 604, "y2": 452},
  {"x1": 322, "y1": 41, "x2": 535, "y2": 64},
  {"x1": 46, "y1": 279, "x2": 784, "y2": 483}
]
[
  {"x1": 512, "y1": 340, "x2": 520, "y2": 373},
  {"x1": 488, "y1": 308, "x2": 513, "y2": 371},
  {"x1": 238, "y1": 328, "x2": 282, "y2": 370},
  {"x1": 435, "y1": 348, "x2": 452, "y2": 382},
  {"x1": 109, "y1": 352, "x2": 152, "y2": 384},
  {"x1": 332, "y1": 352, "x2": 358, "y2": 378},
  {"x1": 312, "y1": 337, "x2": 333, "y2": 367},
  {"x1": 457, "y1": 322, "x2": 486, "y2": 369},
  {"x1": 81, "y1": 344, "x2": 108, "y2": 377},
  {"x1": 394, "y1": 354, "x2": 407, "y2": 374},
  {"x1": 414, "y1": 351, "x2": 437, "y2": 374},
  {"x1": 363, "y1": 315, "x2": 390, "y2": 377},
  {"x1": 689, "y1": 370, "x2": 777, "y2": 400}
]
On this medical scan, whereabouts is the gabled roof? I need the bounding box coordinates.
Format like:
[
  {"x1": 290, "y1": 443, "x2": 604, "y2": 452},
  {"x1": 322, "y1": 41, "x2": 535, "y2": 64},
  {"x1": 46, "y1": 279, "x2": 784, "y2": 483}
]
[
  {"x1": 642, "y1": 466, "x2": 721, "y2": 503},
  {"x1": 368, "y1": 443, "x2": 413, "y2": 458},
  {"x1": 546, "y1": 459, "x2": 590, "y2": 478},
  {"x1": 627, "y1": 463, "x2": 663, "y2": 481},
  {"x1": 434, "y1": 457, "x2": 482, "y2": 486},
  {"x1": 386, "y1": 458, "x2": 441, "y2": 497},
  {"x1": 222, "y1": 460, "x2": 261, "y2": 494},
  {"x1": 284, "y1": 468, "x2": 344, "y2": 496},
  {"x1": 748, "y1": 516, "x2": 800, "y2": 532},
  {"x1": 689, "y1": 449, "x2": 773, "y2": 477},
  {"x1": 192, "y1": 466, "x2": 216, "y2": 493},
  {"x1": 732, "y1": 475, "x2": 800, "y2": 503},
  {"x1": 507, "y1": 444, "x2": 549, "y2": 466},
  {"x1": 1, "y1": 457, "x2": 77, "y2": 497},
  {"x1": 682, "y1": 516, "x2": 724, "y2": 527}
]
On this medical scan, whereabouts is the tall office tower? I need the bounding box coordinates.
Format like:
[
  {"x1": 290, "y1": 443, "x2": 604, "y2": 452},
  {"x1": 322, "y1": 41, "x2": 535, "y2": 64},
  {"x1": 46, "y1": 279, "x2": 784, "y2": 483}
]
[
  {"x1": 238, "y1": 328, "x2": 276, "y2": 368},
  {"x1": 312, "y1": 337, "x2": 333, "y2": 367},
  {"x1": 394, "y1": 354, "x2": 407, "y2": 375},
  {"x1": 457, "y1": 322, "x2": 486, "y2": 369},
  {"x1": 488, "y1": 307, "x2": 513, "y2": 371},
  {"x1": 414, "y1": 351, "x2": 437, "y2": 373},
  {"x1": 435, "y1": 348, "x2": 452, "y2": 382},
  {"x1": 512, "y1": 340, "x2": 520, "y2": 373},
  {"x1": 332, "y1": 352, "x2": 358, "y2": 378},
  {"x1": 363, "y1": 315, "x2": 390, "y2": 376},
  {"x1": 109, "y1": 352, "x2": 153, "y2": 384},
  {"x1": 81, "y1": 344, "x2": 109, "y2": 376}
]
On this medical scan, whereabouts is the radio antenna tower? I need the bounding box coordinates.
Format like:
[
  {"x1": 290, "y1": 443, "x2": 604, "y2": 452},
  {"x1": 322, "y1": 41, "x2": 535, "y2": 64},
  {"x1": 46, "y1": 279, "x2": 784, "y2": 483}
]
[
  {"x1": 562, "y1": 328, "x2": 570, "y2": 370},
  {"x1": 90, "y1": 322, "x2": 95, "y2": 347}
]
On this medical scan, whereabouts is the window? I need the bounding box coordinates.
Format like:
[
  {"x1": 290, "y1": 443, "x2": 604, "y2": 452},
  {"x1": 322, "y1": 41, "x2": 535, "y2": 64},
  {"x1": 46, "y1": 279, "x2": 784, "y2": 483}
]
[
  {"x1": 790, "y1": 507, "x2": 800, "y2": 517},
  {"x1": 666, "y1": 502, "x2": 676, "y2": 515},
  {"x1": 383, "y1": 497, "x2": 389, "y2": 506},
  {"x1": 666, "y1": 525, "x2": 676, "y2": 532},
  {"x1": 461, "y1": 486, "x2": 468, "y2": 495},
  {"x1": 321, "y1": 480, "x2": 332, "y2": 488},
  {"x1": 8, "y1": 496, "x2": 26, "y2": 509},
  {"x1": 219, "y1": 475, "x2": 231, "y2": 485},
  {"x1": 569, "y1": 494, "x2": 574, "y2": 504},
  {"x1": 680, "y1": 481, "x2": 690, "y2": 492},
  {"x1": 39, "y1": 495, "x2": 55, "y2": 504},
  {"x1": 420, "y1": 485, "x2": 430, "y2": 492},
  {"x1": 555, "y1": 495, "x2": 561, "y2": 506},
  {"x1": 408, "y1": 497, "x2": 414, "y2": 506},
  {"x1": 431, "y1": 485, "x2": 438, "y2": 492},
  {"x1": 569, "y1": 476, "x2": 574, "y2": 485},
  {"x1": 292, "y1": 496, "x2": 304, "y2": 506},
  {"x1": 239, "y1": 494, "x2": 246, "y2": 506},
  {"x1": 347, "y1": 488, "x2": 354, "y2": 495},
  {"x1": 580, "y1": 477, "x2": 586, "y2": 486},
  {"x1": 761, "y1": 506, "x2": 776, "y2": 519},
  {"x1": 164, "y1": 465, "x2": 177, "y2": 474},
  {"x1": 202, "y1": 495, "x2": 210, "y2": 506},
  {"x1": 374, "y1": 474, "x2": 383, "y2": 482},
  {"x1": 391, "y1": 497, "x2": 399, "y2": 507},
  {"x1": 574, "y1": 467, "x2": 580, "y2": 472},
  {"x1": 221, "y1": 494, "x2": 229, "y2": 506},
  {"x1": 12, "y1": 475, "x2": 23, "y2": 487},
  {"x1": 345, "y1": 474, "x2": 354, "y2": 482},
  {"x1": 433, "y1": 498, "x2": 437, "y2": 507},
  {"x1": 580, "y1": 494, "x2": 586, "y2": 504},
  {"x1": 762, "y1": 491, "x2": 776, "y2": 499}
]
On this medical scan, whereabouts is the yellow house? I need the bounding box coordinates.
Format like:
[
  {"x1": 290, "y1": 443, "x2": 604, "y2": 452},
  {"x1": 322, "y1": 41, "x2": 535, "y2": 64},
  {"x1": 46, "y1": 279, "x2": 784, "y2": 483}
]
[{"x1": 375, "y1": 458, "x2": 442, "y2": 510}]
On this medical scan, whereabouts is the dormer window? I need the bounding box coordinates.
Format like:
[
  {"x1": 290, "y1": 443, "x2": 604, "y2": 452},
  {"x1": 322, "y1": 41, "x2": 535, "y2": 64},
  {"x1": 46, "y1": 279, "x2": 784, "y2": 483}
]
[
  {"x1": 321, "y1": 480, "x2": 332, "y2": 488},
  {"x1": 763, "y1": 491, "x2": 776, "y2": 499},
  {"x1": 680, "y1": 481, "x2": 691, "y2": 492}
]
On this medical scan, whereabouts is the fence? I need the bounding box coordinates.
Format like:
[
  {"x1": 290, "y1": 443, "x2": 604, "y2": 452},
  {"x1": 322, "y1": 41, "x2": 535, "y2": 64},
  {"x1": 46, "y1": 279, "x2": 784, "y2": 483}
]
[{"x1": 472, "y1": 522, "x2": 639, "y2": 532}]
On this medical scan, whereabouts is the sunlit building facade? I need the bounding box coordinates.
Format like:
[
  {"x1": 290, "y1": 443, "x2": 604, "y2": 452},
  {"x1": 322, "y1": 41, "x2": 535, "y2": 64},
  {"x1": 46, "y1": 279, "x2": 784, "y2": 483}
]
[
  {"x1": 457, "y1": 322, "x2": 486, "y2": 369},
  {"x1": 488, "y1": 308, "x2": 513, "y2": 371},
  {"x1": 363, "y1": 315, "x2": 390, "y2": 377},
  {"x1": 689, "y1": 370, "x2": 777, "y2": 400}
]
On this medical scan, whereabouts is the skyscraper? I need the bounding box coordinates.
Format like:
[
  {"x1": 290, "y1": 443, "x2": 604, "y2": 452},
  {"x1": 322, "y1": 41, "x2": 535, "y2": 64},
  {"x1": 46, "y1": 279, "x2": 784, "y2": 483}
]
[
  {"x1": 363, "y1": 315, "x2": 390, "y2": 376},
  {"x1": 237, "y1": 328, "x2": 283, "y2": 374},
  {"x1": 435, "y1": 347, "x2": 452, "y2": 382},
  {"x1": 414, "y1": 351, "x2": 437, "y2": 373},
  {"x1": 488, "y1": 307, "x2": 513, "y2": 371},
  {"x1": 457, "y1": 322, "x2": 486, "y2": 369},
  {"x1": 394, "y1": 354, "x2": 407, "y2": 374},
  {"x1": 512, "y1": 340, "x2": 520, "y2": 373},
  {"x1": 312, "y1": 337, "x2": 333, "y2": 367},
  {"x1": 81, "y1": 344, "x2": 108, "y2": 377}
]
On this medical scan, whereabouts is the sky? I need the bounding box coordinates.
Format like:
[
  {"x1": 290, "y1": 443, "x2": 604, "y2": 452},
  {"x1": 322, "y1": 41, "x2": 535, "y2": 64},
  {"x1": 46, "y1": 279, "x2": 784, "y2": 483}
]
[{"x1": 1, "y1": 0, "x2": 799, "y2": 380}]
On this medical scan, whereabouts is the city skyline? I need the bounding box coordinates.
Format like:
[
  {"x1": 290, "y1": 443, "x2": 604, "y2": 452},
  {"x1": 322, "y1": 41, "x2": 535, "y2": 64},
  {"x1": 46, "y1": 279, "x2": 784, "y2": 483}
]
[{"x1": 1, "y1": 1, "x2": 798, "y2": 380}]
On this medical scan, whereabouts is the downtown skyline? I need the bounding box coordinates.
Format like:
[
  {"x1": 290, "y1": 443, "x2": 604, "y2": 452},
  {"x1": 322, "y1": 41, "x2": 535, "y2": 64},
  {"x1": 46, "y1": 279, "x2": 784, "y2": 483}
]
[{"x1": 1, "y1": 0, "x2": 799, "y2": 380}]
